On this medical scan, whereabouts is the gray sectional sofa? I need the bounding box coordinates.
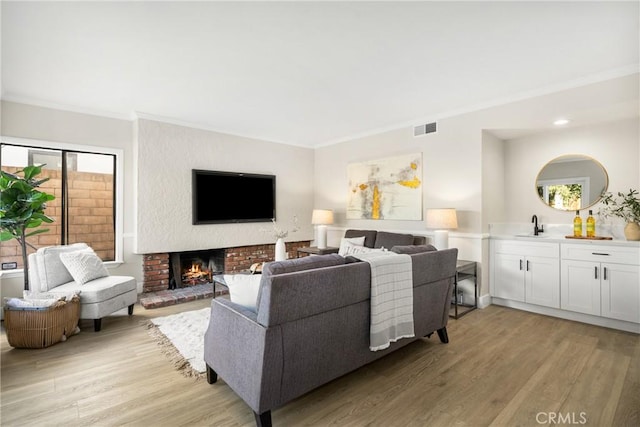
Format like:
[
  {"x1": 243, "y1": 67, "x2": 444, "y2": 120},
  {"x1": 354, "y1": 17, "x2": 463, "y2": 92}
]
[{"x1": 204, "y1": 229, "x2": 457, "y2": 427}]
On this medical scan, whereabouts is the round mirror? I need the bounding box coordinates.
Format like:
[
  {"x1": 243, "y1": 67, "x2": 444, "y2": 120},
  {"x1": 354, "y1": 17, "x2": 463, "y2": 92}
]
[{"x1": 536, "y1": 155, "x2": 608, "y2": 211}]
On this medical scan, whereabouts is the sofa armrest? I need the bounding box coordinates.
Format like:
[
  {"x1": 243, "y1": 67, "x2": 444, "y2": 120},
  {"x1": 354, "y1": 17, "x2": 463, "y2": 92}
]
[{"x1": 204, "y1": 298, "x2": 283, "y2": 414}]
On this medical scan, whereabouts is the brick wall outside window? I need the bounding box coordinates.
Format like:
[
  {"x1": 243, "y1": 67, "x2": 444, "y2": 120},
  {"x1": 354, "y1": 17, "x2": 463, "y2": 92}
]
[{"x1": 0, "y1": 167, "x2": 115, "y2": 268}]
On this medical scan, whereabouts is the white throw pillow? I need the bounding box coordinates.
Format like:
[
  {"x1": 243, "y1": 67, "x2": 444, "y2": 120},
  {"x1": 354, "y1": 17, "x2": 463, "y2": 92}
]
[
  {"x1": 59, "y1": 249, "x2": 109, "y2": 285},
  {"x1": 344, "y1": 245, "x2": 386, "y2": 256},
  {"x1": 223, "y1": 274, "x2": 262, "y2": 312},
  {"x1": 338, "y1": 236, "x2": 366, "y2": 256}
]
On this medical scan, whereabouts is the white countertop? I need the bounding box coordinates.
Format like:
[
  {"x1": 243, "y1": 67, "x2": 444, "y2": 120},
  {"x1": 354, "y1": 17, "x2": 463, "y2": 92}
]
[
  {"x1": 490, "y1": 233, "x2": 640, "y2": 247},
  {"x1": 489, "y1": 223, "x2": 640, "y2": 248}
]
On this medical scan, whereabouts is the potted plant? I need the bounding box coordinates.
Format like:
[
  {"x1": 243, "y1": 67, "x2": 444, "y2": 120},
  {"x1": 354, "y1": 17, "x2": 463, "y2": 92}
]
[
  {"x1": 598, "y1": 189, "x2": 640, "y2": 241},
  {"x1": 0, "y1": 165, "x2": 56, "y2": 290}
]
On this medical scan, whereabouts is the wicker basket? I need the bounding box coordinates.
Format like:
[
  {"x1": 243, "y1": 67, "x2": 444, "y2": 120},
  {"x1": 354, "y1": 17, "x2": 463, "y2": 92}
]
[{"x1": 4, "y1": 296, "x2": 80, "y2": 349}]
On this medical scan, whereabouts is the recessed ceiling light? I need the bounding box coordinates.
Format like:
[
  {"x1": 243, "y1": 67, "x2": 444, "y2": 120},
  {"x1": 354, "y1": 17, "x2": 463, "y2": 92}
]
[{"x1": 553, "y1": 119, "x2": 570, "y2": 126}]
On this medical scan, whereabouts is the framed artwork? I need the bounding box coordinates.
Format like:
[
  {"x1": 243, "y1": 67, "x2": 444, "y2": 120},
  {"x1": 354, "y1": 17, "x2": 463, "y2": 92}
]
[{"x1": 347, "y1": 152, "x2": 423, "y2": 220}]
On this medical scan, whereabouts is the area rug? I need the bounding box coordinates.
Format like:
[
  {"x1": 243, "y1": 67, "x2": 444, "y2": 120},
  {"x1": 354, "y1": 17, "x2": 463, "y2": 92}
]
[{"x1": 146, "y1": 308, "x2": 210, "y2": 378}]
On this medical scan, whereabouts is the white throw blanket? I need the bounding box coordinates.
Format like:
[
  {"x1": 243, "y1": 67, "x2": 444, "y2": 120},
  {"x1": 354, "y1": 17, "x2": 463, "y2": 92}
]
[{"x1": 355, "y1": 251, "x2": 414, "y2": 351}]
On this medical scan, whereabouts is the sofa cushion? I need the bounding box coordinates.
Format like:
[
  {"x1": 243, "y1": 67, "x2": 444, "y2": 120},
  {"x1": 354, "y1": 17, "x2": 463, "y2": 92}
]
[
  {"x1": 373, "y1": 231, "x2": 414, "y2": 249},
  {"x1": 59, "y1": 249, "x2": 109, "y2": 285},
  {"x1": 344, "y1": 229, "x2": 378, "y2": 248},
  {"x1": 391, "y1": 244, "x2": 438, "y2": 254},
  {"x1": 35, "y1": 243, "x2": 90, "y2": 291},
  {"x1": 49, "y1": 275, "x2": 136, "y2": 304},
  {"x1": 262, "y1": 253, "x2": 345, "y2": 276}
]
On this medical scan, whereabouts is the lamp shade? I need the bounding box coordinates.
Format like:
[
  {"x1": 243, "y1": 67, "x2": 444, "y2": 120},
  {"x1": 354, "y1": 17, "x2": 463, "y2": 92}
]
[
  {"x1": 425, "y1": 208, "x2": 458, "y2": 230},
  {"x1": 311, "y1": 209, "x2": 334, "y2": 225}
]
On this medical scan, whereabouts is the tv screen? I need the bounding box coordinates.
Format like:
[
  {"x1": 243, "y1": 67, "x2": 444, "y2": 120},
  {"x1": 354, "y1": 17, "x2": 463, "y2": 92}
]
[{"x1": 192, "y1": 170, "x2": 276, "y2": 224}]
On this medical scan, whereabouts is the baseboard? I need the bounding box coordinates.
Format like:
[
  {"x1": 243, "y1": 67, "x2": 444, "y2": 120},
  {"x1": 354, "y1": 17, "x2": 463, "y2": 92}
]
[
  {"x1": 491, "y1": 297, "x2": 640, "y2": 334},
  {"x1": 478, "y1": 294, "x2": 492, "y2": 309}
]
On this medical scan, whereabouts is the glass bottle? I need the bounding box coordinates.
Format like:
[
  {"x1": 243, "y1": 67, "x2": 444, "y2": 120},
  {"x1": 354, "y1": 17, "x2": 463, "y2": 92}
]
[
  {"x1": 573, "y1": 210, "x2": 582, "y2": 237},
  {"x1": 586, "y1": 210, "x2": 596, "y2": 238}
]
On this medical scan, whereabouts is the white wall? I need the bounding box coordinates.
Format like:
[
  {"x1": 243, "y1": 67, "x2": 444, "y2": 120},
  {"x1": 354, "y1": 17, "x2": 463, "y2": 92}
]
[
  {"x1": 503, "y1": 118, "x2": 640, "y2": 226},
  {"x1": 134, "y1": 118, "x2": 315, "y2": 254},
  {"x1": 314, "y1": 74, "x2": 639, "y2": 300},
  {"x1": 481, "y1": 130, "x2": 506, "y2": 232}
]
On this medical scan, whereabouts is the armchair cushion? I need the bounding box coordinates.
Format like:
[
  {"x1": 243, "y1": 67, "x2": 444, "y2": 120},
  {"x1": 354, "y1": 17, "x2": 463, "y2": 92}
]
[
  {"x1": 59, "y1": 249, "x2": 109, "y2": 285},
  {"x1": 262, "y1": 253, "x2": 345, "y2": 276},
  {"x1": 50, "y1": 276, "x2": 136, "y2": 304}
]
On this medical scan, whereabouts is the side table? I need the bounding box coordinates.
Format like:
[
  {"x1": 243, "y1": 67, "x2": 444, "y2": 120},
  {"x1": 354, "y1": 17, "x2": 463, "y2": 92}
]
[
  {"x1": 450, "y1": 260, "x2": 477, "y2": 319},
  {"x1": 296, "y1": 246, "x2": 339, "y2": 257}
]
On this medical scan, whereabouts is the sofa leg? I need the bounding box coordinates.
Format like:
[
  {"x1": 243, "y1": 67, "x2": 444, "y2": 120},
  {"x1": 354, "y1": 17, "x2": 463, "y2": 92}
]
[
  {"x1": 206, "y1": 365, "x2": 218, "y2": 384},
  {"x1": 437, "y1": 327, "x2": 449, "y2": 344},
  {"x1": 94, "y1": 318, "x2": 102, "y2": 332},
  {"x1": 254, "y1": 410, "x2": 272, "y2": 427},
  {"x1": 128, "y1": 304, "x2": 134, "y2": 315}
]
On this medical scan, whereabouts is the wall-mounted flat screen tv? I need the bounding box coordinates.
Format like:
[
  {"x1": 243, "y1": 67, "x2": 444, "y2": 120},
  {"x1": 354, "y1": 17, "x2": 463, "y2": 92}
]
[{"x1": 192, "y1": 169, "x2": 276, "y2": 224}]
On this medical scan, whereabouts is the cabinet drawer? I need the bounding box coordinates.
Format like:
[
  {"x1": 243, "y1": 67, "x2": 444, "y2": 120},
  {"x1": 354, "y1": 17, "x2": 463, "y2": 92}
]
[
  {"x1": 493, "y1": 240, "x2": 559, "y2": 258},
  {"x1": 561, "y1": 244, "x2": 640, "y2": 265}
]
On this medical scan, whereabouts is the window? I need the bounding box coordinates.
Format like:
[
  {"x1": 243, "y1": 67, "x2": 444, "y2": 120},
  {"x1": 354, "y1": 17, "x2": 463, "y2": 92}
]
[
  {"x1": 1, "y1": 139, "x2": 122, "y2": 270},
  {"x1": 537, "y1": 177, "x2": 590, "y2": 211}
]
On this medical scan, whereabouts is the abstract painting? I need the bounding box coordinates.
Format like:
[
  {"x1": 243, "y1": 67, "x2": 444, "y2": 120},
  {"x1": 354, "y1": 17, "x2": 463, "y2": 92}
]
[{"x1": 347, "y1": 153, "x2": 423, "y2": 220}]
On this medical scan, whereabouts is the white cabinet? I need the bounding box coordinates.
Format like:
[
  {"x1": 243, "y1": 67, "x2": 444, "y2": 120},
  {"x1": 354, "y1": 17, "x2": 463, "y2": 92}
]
[
  {"x1": 561, "y1": 245, "x2": 640, "y2": 323},
  {"x1": 561, "y1": 259, "x2": 601, "y2": 315},
  {"x1": 491, "y1": 240, "x2": 560, "y2": 309}
]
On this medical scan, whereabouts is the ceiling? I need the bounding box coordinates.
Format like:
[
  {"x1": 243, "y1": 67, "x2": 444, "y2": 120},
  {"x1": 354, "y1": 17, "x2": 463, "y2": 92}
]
[{"x1": 2, "y1": 1, "x2": 639, "y2": 147}]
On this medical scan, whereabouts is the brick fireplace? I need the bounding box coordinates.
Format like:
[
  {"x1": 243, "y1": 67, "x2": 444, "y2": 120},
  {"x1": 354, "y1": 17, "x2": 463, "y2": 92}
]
[{"x1": 142, "y1": 240, "x2": 311, "y2": 293}]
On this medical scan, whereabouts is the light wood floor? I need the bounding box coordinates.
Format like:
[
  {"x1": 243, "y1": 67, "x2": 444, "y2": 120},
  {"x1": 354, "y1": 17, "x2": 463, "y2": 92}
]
[{"x1": 1, "y1": 301, "x2": 638, "y2": 427}]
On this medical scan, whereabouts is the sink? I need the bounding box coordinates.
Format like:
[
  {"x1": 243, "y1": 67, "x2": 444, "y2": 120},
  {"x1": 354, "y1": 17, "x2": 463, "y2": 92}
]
[{"x1": 514, "y1": 233, "x2": 549, "y2": 238}]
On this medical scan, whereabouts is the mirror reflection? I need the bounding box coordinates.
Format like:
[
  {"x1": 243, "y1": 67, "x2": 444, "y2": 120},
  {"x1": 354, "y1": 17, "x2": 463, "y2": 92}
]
[{"x1": 536, "y1": 155, "x2": 608, "y2": 211}]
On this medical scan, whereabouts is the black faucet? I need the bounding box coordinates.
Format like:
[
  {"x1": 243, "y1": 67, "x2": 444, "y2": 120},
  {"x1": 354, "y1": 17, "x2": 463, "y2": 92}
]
[{"x1": 531, "y1": 214, "x2": 544, "y2": 235}]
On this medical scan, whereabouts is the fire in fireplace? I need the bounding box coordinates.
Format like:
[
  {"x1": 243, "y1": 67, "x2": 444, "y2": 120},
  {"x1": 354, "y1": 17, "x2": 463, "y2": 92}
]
[
  {"x1": 182, "y1": 260, "x2": 213, "y2": 285},
  {"x1": 169, "y1": 249, "x2": 225, "y2": 289}
]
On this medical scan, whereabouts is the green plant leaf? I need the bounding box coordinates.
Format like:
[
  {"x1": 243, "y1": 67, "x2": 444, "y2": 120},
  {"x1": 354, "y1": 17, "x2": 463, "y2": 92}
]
[
  {"x1": 0, "y1": 230, "x2": 16, "y2": 241},
  {"x1": 22, "y1": 165, "x2": 43, "y2": 181}
]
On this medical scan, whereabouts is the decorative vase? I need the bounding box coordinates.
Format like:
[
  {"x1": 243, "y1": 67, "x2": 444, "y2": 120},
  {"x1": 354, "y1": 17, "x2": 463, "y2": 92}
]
[
  {"x1": 624, "y1": 222, "x2": 640, "y2": 241},
  {"x1": 275, "y1": 238, "x2": 287, "y2": 261}
]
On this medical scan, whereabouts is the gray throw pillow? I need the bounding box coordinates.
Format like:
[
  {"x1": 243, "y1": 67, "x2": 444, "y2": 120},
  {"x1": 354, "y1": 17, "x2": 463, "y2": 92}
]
[{"x1": 391, "y1": 244, "x2": 438, "y2": 254}]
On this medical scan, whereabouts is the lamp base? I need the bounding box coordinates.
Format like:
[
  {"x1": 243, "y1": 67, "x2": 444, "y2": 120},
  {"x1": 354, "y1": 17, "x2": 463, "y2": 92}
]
[
  {"x1": 433, "y1": 230, "x2": 449, "y2": 250},
  {"x1": 316, "y1": 225, "x2": 328, "y2": 249}
]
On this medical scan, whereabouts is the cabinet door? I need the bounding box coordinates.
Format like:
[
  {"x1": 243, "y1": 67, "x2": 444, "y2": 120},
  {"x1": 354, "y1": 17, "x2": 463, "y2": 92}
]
[
  {"x1": 560, "y1": 259, "x2": 600, "y2": 315},
  {"x1": 601, "y1": 263, "x2": 640, "y2": 323},
  {"x1": 525, "y1": 256, "x2": 560, "y2": 308},
  {"x1": 493, "y1": 253, "x2": 525, "y2": 302}
]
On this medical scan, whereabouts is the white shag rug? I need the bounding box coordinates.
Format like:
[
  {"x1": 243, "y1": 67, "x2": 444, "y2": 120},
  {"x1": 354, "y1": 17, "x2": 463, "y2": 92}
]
[{"x1": 147, "y1": 308, "x2": 210, "y2": 377}]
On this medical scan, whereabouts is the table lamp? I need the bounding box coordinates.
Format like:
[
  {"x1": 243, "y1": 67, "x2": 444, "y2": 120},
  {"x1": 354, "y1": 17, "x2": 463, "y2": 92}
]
[
  {"x1": 312, "y1": 209, "x2": 334, "y2": 249},
  {"x1": 425, "y1": 208, "x2": 458, "y2": 249}
]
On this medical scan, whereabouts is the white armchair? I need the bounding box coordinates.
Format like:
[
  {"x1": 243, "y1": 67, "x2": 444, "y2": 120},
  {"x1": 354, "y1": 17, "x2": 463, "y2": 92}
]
[{"x1": 28, "y1": 243, "x2": 137, "y2": 331}]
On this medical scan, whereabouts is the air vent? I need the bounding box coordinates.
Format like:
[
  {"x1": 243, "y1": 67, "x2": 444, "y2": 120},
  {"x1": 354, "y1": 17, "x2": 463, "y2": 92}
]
[{"x1": 414, "y1": 122, "x2": 437, "y2": 137}]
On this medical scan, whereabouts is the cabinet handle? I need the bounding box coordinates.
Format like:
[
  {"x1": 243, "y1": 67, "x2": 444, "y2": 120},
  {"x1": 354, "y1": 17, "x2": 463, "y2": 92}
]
[
  {"x1": 592, "y1": 252, "x2": 610, "y2": 256},
  {"x1": 604, "y1": 267, "x2": 607, "y2": 281},
  {"x1": 526, "y1": 260, "x2": 530, "y2": 271},
  {"x1": 594, "y1": 266, "x2": 598, "y2": 279},
  {"x1": 519, "y1": 259, "x2": 523, "y2": 271}
]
